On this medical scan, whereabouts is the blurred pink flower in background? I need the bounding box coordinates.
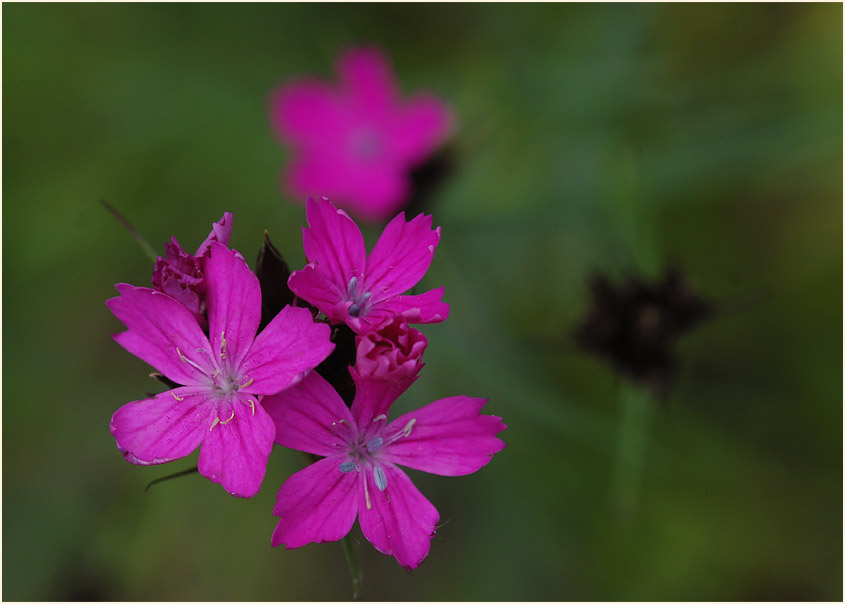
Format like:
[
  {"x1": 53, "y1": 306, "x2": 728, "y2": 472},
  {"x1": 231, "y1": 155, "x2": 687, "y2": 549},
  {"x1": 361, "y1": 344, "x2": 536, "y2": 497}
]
[{"x1": 270, "y1": 47, "x2": 453, "y2": 222}]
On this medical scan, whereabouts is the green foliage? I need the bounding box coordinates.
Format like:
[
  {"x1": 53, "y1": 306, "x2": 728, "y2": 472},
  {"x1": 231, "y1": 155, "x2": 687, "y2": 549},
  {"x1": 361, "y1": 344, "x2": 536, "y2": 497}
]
[{"x1": 3, "y1": 3, "x2": 841, "y2": 600}]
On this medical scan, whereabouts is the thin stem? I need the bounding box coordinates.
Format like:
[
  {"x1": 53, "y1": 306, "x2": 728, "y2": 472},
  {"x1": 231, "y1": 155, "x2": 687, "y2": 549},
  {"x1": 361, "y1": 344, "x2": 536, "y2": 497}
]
[
  {"x1": 609, "y1": 382, "x2": 654, "y2": 521},
  {"x1": 100, "y1": 199, "x2": 159, "y2": 263},
  {"x1": 340, "y1": 534, "x2": 361, "y2": 600},
  {"x1": 145, "y1": 466, "x2": 199, "y2": 492}
]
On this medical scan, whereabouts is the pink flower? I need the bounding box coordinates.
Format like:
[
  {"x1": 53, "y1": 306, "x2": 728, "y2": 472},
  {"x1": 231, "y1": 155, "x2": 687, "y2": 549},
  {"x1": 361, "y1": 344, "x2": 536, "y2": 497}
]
[
  {"x1": 270, "y1": 46, "x2": 453, "y2": 222},
  {"x1": 108, "y1": 241, "x2": 335, "y2": 497},
  {"x1": 262, "y1": 370, "x2": 506, "y2": 570},
  {"x1": 151, "y1": 212, "x2": 233, "y2": 327},
  {"x1": 355, "y1": 314, "x2": 427, "y2": 387},
  {"x1": 288, "y1": 196, "x2": 449, "y2": 335}
]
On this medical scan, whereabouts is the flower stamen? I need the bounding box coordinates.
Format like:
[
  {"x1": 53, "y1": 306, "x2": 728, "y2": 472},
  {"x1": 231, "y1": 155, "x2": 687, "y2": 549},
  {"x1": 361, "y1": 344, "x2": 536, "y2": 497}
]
[
  {"x1": 176, "y1": 347, "x2": 206, "y2": 374},
  {"x1": 373, "y1": 466, "x2": 387, "y2": 491}
]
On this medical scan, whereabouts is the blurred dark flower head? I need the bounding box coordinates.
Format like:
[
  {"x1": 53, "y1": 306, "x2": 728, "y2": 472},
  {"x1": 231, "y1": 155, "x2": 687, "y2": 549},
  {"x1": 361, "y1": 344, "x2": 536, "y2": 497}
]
[{"x1": 574, "y1": 267, "x2": 713, "y2": 395}]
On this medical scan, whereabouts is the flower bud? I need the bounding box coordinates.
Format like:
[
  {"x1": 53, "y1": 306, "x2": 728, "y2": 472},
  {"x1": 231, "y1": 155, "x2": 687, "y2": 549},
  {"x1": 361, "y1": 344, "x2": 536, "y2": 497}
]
[{"x1": 355, "y1": 315, "x2": 427, "y2": 387}]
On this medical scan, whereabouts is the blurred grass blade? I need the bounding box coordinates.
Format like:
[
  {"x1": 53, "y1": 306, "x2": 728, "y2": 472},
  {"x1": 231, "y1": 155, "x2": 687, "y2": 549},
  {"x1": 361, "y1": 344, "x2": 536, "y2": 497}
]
[
  {"x1": 341, "y1": 534, "x2": 361, "y2": 599},
  {"x1": 100, "y1": 199, "x2": 158, "y2": 263}
]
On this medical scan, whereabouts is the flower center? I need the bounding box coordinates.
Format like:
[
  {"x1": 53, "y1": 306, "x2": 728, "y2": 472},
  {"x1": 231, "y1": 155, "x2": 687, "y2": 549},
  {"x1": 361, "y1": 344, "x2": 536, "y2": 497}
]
[
  {"x1": 349, "y1": 128, "x2": 383, "y2": 161},
  {"x1": 334, "y1": 417, "x2": 419, "y2": 507},
  {"x1": 346, "y1": 276, "x2": 372, "y2": 318},
  {"x1": 175, "y1": 332, "x2": 254, "y2": 398}
]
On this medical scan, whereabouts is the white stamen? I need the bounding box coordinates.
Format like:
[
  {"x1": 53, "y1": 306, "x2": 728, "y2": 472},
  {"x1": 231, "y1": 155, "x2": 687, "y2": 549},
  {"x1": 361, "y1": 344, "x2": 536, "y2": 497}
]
[
  {"x1": 364, "y1": 474, "x2": 372, "y2": 510},
  {"x1": 176, "y1": 347, "x2": 206, "y2": 374},
  {"x1": 402, "y1": 418, "x2": 417, "y2": 437}
]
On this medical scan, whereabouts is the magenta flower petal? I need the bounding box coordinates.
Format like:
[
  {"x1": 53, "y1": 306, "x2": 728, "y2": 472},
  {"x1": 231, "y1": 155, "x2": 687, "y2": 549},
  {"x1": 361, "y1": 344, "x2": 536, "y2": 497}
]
[
  {"x1": 263, "y1": 371, "x2": 354, "y2": 457},
  {"x1": 349, "y1": 370, "x2": 404, "y2": 430},
  {"x1": 381, "y1": 396, "x2": 507, "y2": 477},
  {"x1": 391, "y1": 95, "x2": 453, "y2": 164},
  {"x1": 195, "y1": 212, "x2": 233, "y2": 257},
  {"x1": 286, "y1": 264, "x2": 346, "y2": 319},
  {"x1": 366, "y1": 287, "x2": 450, "y2": 328},
  {"x1": 203, "y1": 242, "x2": 262, "y2": 368},
  {"x1": 240, "y1": 305, "x2": 334, "y2": 396},
  {"x1": 337, "y1": 46, "x2": 397, "y2": 114},
  {"x1": 106, "y1": 284, "x2": 212, "y2": 386},
  {"x1": 272, "y1": 456, "x2": 360, "y2": 548},
  {"x1": 197, "y1": 396, "x2": 276, "y2": 497},
  {"x1": 271, "y1": 80, "x2": 345, "y2": 146},
  {"x1": 364, "y1": 212, "x2": 441, "y2": 300},
  {"x1": 301, "y1": 196, "x2": 367, "y2": 288},
  {"x1": 357, "y1": 463, "x2": 439, "y2": 571},
  {"x1": 110, "y1": 387, "x2": 214, "y2": 465}
]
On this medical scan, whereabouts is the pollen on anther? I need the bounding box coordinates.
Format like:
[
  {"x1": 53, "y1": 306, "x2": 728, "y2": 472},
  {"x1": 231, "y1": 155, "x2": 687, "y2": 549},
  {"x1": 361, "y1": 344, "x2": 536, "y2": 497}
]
[
  {"x1": 339, "y1": 461, "x2": 357, "y2": 473},
  {"x1": 402, "y1": 418, "x2": 417, "y2": 437},
  {"x1": 374, "y1": 466, "x2": 388, "y2": 491},
  {"x1": 366, "y1": 436, "x2": 383, "y2": 452}
]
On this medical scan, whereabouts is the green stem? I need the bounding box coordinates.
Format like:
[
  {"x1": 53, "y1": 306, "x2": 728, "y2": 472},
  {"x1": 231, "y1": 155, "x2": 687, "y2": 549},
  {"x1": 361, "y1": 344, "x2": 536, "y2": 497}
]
[
  {"x1": 340, "y1": 534, "x2": 361, "y2": 600},
  {"x1": 100, "y1": 199, "x2": 159, "y2": 263},
  {"x1": 610, "y1": 382, "x2": 654, "y2": 520}
]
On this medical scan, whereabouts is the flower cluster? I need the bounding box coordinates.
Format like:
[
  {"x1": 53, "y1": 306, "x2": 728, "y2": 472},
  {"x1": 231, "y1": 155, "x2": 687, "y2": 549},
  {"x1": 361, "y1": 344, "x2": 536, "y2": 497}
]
[{"x1": 107, "y1": 198, "x2": 506, "y2": 570}]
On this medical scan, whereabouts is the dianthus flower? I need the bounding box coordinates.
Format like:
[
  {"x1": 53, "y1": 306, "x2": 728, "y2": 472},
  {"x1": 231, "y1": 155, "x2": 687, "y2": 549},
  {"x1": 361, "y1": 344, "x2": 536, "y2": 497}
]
[
  {"x1": 270, "y1": 46, "x2": 452, "y2": 222},
  {"x1": 108, "y1": 241, "x2": 335, "y2": 497},
  {"x1": 288, "y1": 196, "x2": 448, "y2": 335},
  {"x1": 354, "y1": 315, "x2": 427, "y2": 387},
  {"x1": 151, "y1": 212, "x2": 233, "y2": 328},
  {"x1": 262, "y1": 370, "x2": 506, "y2": 570}
]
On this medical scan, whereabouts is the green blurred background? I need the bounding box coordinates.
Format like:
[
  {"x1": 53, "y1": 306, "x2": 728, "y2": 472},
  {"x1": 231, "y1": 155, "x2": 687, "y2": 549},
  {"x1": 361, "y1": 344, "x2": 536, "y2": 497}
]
[{"x1": 3, "y1": 3, "x2": 842, "y2": 600}]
